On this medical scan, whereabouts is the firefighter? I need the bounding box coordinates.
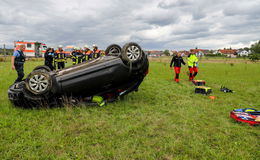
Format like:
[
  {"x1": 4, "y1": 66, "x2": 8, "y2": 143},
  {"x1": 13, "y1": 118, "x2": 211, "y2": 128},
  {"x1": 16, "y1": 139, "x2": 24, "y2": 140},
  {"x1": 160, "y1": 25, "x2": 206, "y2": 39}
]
[
  {"x1": 92, "y1": 44, "x2": 101, "y2": 59},
  {"x1": 187, "y1": 51, "x2": 199, "y2": 81},
  {"x1": 71, "y1": 47, "x2": 85, "y2": 65},
  {"x1": 11, "y1": 44, "x2": 26, "y2": 83},
  {"x1": 79, "y1": 47, "x2": 85, "y2": 61},
  {"x1": 55, "y1": 45, "x2": 66, "y2": 69},
  {"x1": 78, "y1": 47, "x2": 86, "y2": 62},
  {"x1": 83, "y1": 45, "x2": 92, "y2": 61},
  {"x1": 71, "y1": 47, "x2": 78, "y2": 65},
  {"x1": 44, "y1": 47, "x2": 55, "y2": 70},
  {"x1": 170, "y1": 52, "x2": 186, "y2": 83}
]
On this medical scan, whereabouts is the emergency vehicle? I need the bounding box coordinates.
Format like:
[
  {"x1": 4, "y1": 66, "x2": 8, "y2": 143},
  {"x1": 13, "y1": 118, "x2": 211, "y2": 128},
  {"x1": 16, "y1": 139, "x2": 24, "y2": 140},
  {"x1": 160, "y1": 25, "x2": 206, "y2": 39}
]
[
  {"x1": 64, "y1": 45, "x2": 74, "y2": 57},
  {"x1": 14, "y1": 41, "x2": 47, "y2": 57}
]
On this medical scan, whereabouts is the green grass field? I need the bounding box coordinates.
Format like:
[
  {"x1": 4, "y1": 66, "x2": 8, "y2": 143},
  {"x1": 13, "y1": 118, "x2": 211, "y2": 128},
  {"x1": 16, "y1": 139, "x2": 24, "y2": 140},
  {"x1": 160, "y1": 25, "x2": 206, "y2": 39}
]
[{"x1": 0, "y1": 57, "x2": 259, "y2": 159}]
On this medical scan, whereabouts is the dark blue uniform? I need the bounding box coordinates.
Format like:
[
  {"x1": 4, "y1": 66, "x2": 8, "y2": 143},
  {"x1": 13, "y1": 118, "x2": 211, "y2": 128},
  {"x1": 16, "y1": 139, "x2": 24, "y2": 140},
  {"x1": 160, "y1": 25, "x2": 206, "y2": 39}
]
[
  {"x1": 92, "y1": 49, "x2": 101, "y2": 59},
  {"x1": 71, "y1": 51, "x2": 85, "y2": 65},
  {"x1": 44, "y1": 50, "x2": 55, "y2": 70},
  {"x1": 13, "y1": 50, "x2": 26, "y2": 83},
  {"x1": 55, "y1": 50, "x2": 66, "y2": 69}
]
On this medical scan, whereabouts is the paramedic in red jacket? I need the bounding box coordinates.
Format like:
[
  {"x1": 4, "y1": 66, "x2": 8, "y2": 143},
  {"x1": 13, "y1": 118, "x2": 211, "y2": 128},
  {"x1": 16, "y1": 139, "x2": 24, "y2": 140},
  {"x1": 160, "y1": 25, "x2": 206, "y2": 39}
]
[{"x1": 170, "y1": 53, "x2": 186, "y2": 83}]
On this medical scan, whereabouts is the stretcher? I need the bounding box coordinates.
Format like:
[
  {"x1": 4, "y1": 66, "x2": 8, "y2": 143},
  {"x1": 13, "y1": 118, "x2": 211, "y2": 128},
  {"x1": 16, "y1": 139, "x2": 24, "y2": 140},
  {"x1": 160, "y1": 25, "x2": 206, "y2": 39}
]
[{"x1": 230, "y1": 108, "x2": 260, "y2": 126}]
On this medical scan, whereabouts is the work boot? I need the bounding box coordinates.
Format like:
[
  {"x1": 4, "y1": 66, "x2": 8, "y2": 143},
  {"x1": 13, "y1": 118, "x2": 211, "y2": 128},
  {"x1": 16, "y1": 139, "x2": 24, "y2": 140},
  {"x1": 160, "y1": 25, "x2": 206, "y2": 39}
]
[{"x1": 193, "y1": 72, "x2": 198, "y2": 79}]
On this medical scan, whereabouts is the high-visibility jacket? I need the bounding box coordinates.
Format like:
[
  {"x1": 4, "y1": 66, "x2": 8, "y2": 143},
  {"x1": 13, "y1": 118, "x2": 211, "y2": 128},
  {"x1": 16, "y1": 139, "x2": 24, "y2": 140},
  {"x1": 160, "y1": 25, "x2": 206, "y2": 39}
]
[
  {"x1": 84, "y1": 50, "x2": 92, "y2": 55},
  {"x1": 71, "y1": 51, "x2": 85, "y2": 65},
  {"x1": 93, "y1": 49, "x2": 101, "y2": 59},
  {"x1": 84, "y1": 50, "x2": 92, "y2": 60},
  {"x1": 187, "y1": 54, "x2": 198, "y2": 67},
  {"x1": 55, "y1": 50, "x2": 66, "y2": 62}
]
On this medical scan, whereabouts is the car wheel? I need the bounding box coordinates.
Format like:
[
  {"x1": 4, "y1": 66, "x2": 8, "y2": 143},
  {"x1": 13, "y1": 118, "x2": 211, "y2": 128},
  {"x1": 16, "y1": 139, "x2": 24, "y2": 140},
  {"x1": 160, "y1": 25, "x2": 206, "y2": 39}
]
[
  {"x1": 105, "y1": 44, "x2": 121, "y2": 56},
  {"x1": 8, "y1": 82, "x2": 26, "y2": 107},
  {"x1": 33, "y1": 65, "x2": 52, "y2": 72},
  {"x1": 25, "y1": 71, "x2": 52, "y2": 95},
  {"x1": 121, "y1": 42, "x2": 143, "y2": 63}
]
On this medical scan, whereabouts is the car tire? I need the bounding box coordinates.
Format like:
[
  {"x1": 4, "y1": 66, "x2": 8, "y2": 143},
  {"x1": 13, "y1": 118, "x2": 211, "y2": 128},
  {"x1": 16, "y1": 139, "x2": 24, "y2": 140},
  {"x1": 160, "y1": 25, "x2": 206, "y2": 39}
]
[
  {"x1": 33, "y1": 65, "x2": 52, "y2": 72},
  {"x1": 123, "y1": 51, "x2": 147, "y2": 71},
  {"x1": 8, "y1": 82, "x2": 26, "y2": 107},
  {"x1": 105, "y1": 44, "x2": 121, "y2": 56},
  {"x1": 25, "y1": 71, "x2": 52, "y2": 95},
  {"x1": 121, "y1": 42, "x2": 143, "y2": 63}
]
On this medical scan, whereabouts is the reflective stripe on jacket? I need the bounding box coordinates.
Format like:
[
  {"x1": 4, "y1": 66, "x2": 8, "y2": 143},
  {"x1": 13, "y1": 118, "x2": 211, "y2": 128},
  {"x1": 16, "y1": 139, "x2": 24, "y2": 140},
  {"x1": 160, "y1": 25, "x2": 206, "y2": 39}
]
[
  {"x1": 93, "y1": 49, "x2": 101, "y2": 58},
  {"x1": 55, "y1": 50, "x2": 66, "y2": 62}
]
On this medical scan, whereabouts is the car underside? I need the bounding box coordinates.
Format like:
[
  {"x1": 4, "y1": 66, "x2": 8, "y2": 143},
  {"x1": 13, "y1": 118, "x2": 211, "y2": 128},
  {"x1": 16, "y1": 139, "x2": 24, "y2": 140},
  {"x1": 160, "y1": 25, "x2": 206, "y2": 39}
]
[{"x1": 8, "y1": 42, "x2": 149, "y2": 107}]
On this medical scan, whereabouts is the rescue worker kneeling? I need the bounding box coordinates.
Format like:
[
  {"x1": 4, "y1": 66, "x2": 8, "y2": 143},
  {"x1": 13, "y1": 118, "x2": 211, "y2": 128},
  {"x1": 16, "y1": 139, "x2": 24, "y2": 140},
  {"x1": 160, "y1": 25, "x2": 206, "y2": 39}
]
[
  {"x1": 187, "y1": 52, "x2": 199, "y2": 81},
  {"x1": 11, "y1": 44, "x2": 26, "y2": 83},
  {"x1": 55, "y1": 45, "x2": 66, "y2": 69},
  {"x1": 71, "y1": 47, "x2": 85, "y2": 65},
  {"x1": 170, "y1": 52, "x2": 186, "y2": 83}
]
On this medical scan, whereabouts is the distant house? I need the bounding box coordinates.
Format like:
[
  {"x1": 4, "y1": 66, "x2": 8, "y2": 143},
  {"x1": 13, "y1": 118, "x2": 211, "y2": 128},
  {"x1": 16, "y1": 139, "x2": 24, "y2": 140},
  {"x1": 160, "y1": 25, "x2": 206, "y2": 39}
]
[
  {"x1": 237, "y1": 50, "x2": 251, "y2": 56},
  {"x1": 143, "y1": 51, "x2": 149, "y2": 55},
  {"x1": 190, "y1": 49, "x2": 210, "y2": 57},
  {"x1": 216, "y1": 49, "x2": 237, "y2": 57},
  {"x1": 147, "y1": 50, "x2": 164, "y2": 57},
  {"x1": 178, "y1": 50, "x2": 190, "y2": 56},
  {"x1": 213, "y1": 50, "x2": 219, "y2": 54}
]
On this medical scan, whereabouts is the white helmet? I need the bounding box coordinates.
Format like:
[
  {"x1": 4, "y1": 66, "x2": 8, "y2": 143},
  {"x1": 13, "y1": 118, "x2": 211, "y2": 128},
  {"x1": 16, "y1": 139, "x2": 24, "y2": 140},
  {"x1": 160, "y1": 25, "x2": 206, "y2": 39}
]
[
  {"x1": 84, "y1": 45, "x2": 89, "y2": 49},
  {"x1": 76, "y1": 47, "x2": 81, "y2": 50},
  {"x1": 58, "y1": 45, "x2": 63, "y2": 48},
  {"x1": 93, "y1": 44, "x2": 97, "y2": 48}
]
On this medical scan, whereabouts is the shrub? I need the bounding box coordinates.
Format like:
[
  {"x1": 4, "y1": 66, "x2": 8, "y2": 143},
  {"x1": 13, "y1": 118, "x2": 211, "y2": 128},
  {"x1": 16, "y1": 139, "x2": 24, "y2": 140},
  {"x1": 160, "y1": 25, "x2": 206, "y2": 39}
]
[
  {"x1": 249, "y1": 53, "x2": 260, "y2": 61},
  {"x1": 0, "y1": 58, "x2": 5, "y2": 62}
]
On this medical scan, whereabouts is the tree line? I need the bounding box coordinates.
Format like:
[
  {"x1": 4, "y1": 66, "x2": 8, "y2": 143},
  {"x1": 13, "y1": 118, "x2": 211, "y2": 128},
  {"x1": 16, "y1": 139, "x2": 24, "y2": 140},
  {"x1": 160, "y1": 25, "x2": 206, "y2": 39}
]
[{"x1": 0, "y1": 48, "x2": 14, "y2": 55}]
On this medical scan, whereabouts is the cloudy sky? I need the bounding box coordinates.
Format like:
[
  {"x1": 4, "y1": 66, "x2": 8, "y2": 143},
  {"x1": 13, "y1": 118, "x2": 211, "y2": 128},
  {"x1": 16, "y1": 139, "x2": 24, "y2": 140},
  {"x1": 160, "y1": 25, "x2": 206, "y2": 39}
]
[{"x1": 0, "y1": 0, "x2": 260, "y2": 50}]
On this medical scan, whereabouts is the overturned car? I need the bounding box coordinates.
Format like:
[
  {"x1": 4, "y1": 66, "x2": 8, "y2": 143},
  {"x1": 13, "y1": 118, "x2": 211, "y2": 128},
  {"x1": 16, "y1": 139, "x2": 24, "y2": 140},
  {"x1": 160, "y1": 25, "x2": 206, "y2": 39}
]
[{"x1": 8, "y1": 42, "x2": 149, "y2": 107}]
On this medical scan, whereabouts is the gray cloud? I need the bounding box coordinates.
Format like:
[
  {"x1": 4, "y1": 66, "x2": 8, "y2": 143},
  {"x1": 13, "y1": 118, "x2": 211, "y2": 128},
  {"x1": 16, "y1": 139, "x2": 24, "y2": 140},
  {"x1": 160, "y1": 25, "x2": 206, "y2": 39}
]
[
  {"x1": 158, "y1": 0, "x2": 193, "y2": 9},
  {"x1": 0, "y1": 0, "x2": 260, "y2": 50}
]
